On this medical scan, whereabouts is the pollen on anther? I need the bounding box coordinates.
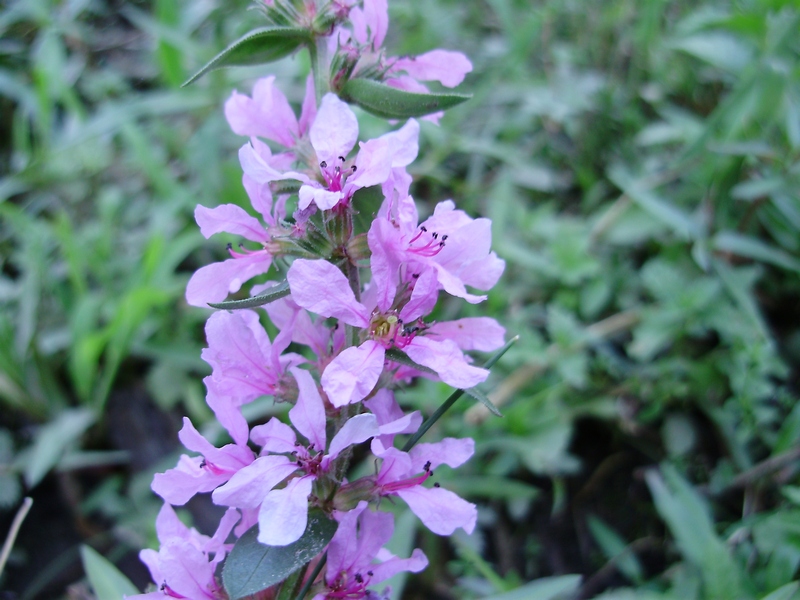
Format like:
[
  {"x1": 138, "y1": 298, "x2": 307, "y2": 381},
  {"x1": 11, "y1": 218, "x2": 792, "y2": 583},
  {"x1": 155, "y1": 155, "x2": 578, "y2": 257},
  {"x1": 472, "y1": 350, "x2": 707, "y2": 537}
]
[
  {"x1": 338, "y1": 156, "x2": 346, "y2": 162},
  {"x1": 434, "y1": 482, "x2": 441, "y2": 488},
  {"x1": 320, "y1": 160, "x2": 328, "y2": 168}
]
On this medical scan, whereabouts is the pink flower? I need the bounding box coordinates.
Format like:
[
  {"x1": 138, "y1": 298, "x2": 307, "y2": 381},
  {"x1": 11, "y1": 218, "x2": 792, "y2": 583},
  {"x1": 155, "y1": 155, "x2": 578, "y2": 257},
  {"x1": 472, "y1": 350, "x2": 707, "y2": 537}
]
[
  {"x1": 151, "y1": 417, "x2": 254, "y2": 506},
  {"x1": 201, "y1": 310, "x2": 303, "y2": 446},
  {"x1": 225, "y1": 74, "x2": 316, "y2": 149},
  {"x1": 296, "y1": 94, "x2": 419, "y2": 211},
  {"x1": 211, "y1": 367, "x2": 403, "y2": 546},
  {"x1": 370, "y1": 437, "x2": 477, "y2": 536},
  {"x1": 129, "y1": 504, "x2": 238, "y2": 600},
  {"x1": 185, "y1": 179, "x2": 292, "y2": 307},
  {"x1": 312, "y1": 502, "x2": 427, "y2": 600},
  {"x1": 287, "y1": 259, "x2": 490, "y2": 407},
  {"x1": 345, "y1": 0, "x2": 472, "y2": 122},
  {"x1": 370, "y1": 195, "x2": 505, "y2": 305}
]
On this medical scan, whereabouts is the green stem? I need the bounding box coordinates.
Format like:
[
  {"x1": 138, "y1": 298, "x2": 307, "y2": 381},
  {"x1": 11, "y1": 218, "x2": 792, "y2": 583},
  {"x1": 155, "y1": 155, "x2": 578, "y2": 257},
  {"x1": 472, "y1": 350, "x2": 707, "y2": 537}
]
[
  {"x1": 402, "y1": 336, "x2": 518, "y2": 452},
  {"x1": 294, "y1": 554, "x2": 327, "y2": 600},
  {"x1": 308, "y1": 37, "x2": 329, "y2": 105}
]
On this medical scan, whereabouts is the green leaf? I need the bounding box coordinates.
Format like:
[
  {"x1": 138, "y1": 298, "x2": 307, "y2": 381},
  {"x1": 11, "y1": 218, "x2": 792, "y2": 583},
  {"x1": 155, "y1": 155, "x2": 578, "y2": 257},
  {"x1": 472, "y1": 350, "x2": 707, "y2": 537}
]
[
  {"x1": 222, "y1": 510, "x2": 337, "y2": 600},
  {"x1": 760, "y1": 582, "x2": 800, "y2": 600},
  {"x1": 341, "y1": 78, "x2": 471, "y2": 119},
  {"x1": 713, "y1": 231, "x2": 800, "y2": 274},
  {"x1": 481, "y1": 574, "x2": 582, "y2": 600},
  {"x1": 208, "y1": 281, "x2": 291, "y2": 310},
  {"x1": 24, "y1": 408, "x2": 95, "y2": 488},
  {"x1": 384, "y1": 348, "x2": 436, "y2": 374},
  {"x1": 80, "y1": 545, "x2": 139, "y2": 600},
  {"x1": 463, "y1": 387, "x2": 503, "y2": 417},
  {"x1": 645, "y1": 465, "x2": 750, "y2": 600},
  {"x1": 183, "y1": 27, "x2": 310, "y2": 86}
]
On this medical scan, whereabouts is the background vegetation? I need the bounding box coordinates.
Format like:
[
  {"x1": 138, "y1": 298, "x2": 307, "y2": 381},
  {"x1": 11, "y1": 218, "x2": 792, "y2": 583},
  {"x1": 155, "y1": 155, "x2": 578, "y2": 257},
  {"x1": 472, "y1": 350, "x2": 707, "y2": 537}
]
[{"x1": 1, "y1": 0, "x2": 799, "y2": 598}]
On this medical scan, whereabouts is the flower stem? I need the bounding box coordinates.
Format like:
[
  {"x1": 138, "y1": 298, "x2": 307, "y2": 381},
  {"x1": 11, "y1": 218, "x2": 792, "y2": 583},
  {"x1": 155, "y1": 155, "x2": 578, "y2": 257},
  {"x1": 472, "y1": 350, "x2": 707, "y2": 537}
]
[{"x1": 402, "y1": 336, "x2": 519, "y2": 452}]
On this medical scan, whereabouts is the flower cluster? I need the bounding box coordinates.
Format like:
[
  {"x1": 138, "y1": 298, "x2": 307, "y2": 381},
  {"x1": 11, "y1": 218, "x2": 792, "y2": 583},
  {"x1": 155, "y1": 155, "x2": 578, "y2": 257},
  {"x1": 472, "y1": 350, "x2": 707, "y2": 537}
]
[{"x1": 135, "y1": 2, "x2": 504, "y2": 599}]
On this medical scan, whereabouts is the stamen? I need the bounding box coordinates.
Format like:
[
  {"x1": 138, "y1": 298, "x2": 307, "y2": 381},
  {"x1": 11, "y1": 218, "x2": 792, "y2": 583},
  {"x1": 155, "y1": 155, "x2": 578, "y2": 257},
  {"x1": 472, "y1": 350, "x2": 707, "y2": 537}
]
[{"x1": 320, "y1": 160, "x2": 327, "y2": 168}]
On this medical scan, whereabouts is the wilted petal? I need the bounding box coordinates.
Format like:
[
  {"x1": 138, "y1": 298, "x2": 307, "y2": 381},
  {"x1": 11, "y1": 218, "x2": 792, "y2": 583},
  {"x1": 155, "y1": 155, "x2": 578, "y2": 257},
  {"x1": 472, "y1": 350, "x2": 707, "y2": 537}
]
[
  {"x1": 321, "y1": 341, "x2": 385, "y2": 407},
  {"x1": 287, "y1": 259, "x2": 369, "y2": 327},
  {"x1": 397, "y1": 485, "x2": 477, "y2": 535},
  {"x1": 257, "y1": 476, "x2": 314, "y2": 546}
]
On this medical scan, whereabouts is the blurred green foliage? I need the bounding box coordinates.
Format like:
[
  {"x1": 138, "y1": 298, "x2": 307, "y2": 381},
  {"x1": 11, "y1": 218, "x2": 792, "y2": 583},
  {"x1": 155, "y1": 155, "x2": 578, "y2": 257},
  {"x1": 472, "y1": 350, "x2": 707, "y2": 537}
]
[{"x1": 1, "y1": 0, "x2": 800, "y2": 598}]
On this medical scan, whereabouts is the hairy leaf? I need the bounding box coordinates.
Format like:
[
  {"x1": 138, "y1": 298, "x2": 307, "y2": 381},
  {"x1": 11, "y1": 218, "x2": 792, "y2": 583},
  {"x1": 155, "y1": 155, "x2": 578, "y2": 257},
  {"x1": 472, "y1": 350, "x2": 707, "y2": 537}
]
[
  {"x1": 208, "y1": 280, "x2": 291, "y2": 309},
  {"x1": 183, "y1": 27, "x2": 310, "y2": 86},
  {"x1": 341, "y1": 78, "x2": 470, "y2": 119}
]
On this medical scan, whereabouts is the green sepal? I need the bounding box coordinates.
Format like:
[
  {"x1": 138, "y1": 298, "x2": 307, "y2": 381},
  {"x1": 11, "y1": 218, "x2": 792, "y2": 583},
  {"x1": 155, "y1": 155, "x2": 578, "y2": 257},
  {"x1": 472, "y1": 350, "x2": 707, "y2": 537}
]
[
  {"x1": 182, "y1": 27, "x2": 310, "y2": 86},
  {"x1": 207, "y1": 280, "x2": 290, "y2": 309},
  {"x1": 341, "y1": 78, "x2": 471, "y2": 119},
  {"x1": 222, "y1": 510, "x2": 337, "y2": 600},
  {"x1": 463, "y1": 387, "x2": 503, "y2": 417}
]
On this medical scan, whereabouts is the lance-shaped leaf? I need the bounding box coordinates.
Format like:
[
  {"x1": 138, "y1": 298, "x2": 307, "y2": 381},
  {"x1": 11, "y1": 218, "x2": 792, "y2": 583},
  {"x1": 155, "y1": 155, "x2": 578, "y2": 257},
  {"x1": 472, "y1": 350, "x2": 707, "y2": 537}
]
[
  {"x1": 208, "y1": 280, "x2": 290, "y2": 310},
  {"x1": 183, "y1": 27, "x2": 310, "y2": 86},
  {"x1": 341, "y1": 78, "x2": 471, "y2": 119},
  {"x1": 222, "y1": 510, "x2": 337, "y2": 600},
  {"x1": 463, "y1": 387, "x2": 502, "y2": 417},
  {"x1": 384, "y1": 347, "x2": 436, "y2": 374}
]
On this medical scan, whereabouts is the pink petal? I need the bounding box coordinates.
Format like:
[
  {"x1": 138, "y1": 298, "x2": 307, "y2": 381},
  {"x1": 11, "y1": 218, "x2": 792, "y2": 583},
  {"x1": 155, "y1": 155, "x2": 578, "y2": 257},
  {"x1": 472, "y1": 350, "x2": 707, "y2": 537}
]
[
  {"x1": 405, "y1": 336, "x2": 488, "y2": 389},
  {"x1": 398, "y1": 268, "x2": 439, "y2": 323},
  {"x1": 289, "y1": 367, "x2": 327, "y2": 452},
  {"x1": 327, "y1": 413, "x2": 379, "y2": 460},
  {"x1": 212, "y1": 455, "x2": 297, "y2": 509},
  {"x1": 409, "y1": 437, "x2": 474, "y2": 471},
  {"x1": 367, "y1": 218, "x2": 403, "y2": 312},
  {"x1": 185, "y1": 253, "x2": 272, "y2": 307},
  {"x1": 224, "y1": 76, "x2": 299, "y2": 147},
  {"x1": 310, "y1": 94, "x2": 359, "y2": 164},
  {"x1": 427, "y1": 317, "x2": 506, "y2": 352},
  {"x1": 348, "y1": 138, "x2": 392, "y2": 189},
  {"x1": 397, "y1": 486, "x2": 477, "y2": 535},
  {"x1": 350, "y1": 0, "x2": 388, "y2": 47},
  {"x1": 391, "y1": 50, "x2": 473, "y2": 88},
  {"x1": 257, "y1": 476, "x2": 314, "y2": 546},
  {"x1": 370, "y1": 548, "x2": 428, "y2": 584},
  {"x1": 251, "y1": 418, "x2": 297, "y2": 454},
  {"x1": 194, "y1": 204, "x2": 269, "y2": 242},
  {"x1": 242, "y1": 175, "x2": 275, "y2": 225},
  {"x1": 377, "y1": 119, "x2": 420, "y2": 168},
  {"x1": 287, "y1": 259, "x2": 369, "y2": 327},
  {"x1": 298, "y1": 73, "x2": 317, "y2": 136},
  {"x1": 321, "y1": 341, "x2": 385, "y2": 407},
  {"x1": 298, "y1": 184, "x2": 344, "y2": 210}
]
